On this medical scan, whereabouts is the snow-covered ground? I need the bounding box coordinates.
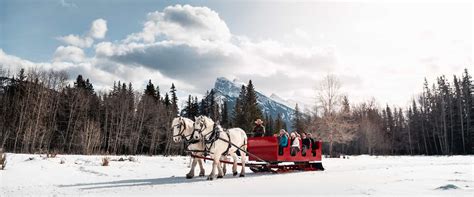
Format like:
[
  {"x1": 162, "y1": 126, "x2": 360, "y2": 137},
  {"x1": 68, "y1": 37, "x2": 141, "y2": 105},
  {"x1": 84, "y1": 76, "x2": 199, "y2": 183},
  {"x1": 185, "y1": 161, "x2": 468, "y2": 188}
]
[{"x1": 0, "y1": 154, "x2": 472, "y2": 196}]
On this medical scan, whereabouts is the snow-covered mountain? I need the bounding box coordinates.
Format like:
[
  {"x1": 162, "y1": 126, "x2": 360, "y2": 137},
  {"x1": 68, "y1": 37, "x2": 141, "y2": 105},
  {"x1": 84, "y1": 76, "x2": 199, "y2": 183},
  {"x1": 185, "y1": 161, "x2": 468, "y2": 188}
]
[
  {"x1": 270, "y1": 93, "x2": 311, "y2": 112},
  {"x1": 213, "y1": 77, "x2": 295, "y2": 129}
]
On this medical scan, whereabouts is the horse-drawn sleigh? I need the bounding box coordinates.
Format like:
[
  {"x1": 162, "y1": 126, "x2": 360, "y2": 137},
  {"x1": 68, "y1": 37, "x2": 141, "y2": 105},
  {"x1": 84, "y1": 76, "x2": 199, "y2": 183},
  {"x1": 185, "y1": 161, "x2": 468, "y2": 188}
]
[{"x1": 172, "y1": 116, "x2": 324, "y2": 181}]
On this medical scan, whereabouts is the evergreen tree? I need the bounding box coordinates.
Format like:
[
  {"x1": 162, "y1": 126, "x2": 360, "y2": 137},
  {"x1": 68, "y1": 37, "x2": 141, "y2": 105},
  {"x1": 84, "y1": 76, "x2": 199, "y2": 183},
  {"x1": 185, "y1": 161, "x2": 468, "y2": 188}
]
[
  {"x1": 156, "y1": 85, "x2": 161, "y2": 101},
  {"x1": 85, "y1": 79, "x2": 94, "y2": 94},
  {"x1": 265, "y1": 114, "x2": 274, "y2": 136},
  {"x1": 461, "y1": 69, "x2": 473, "y2": 153},
  {"x1": 170, "y1": 83, "x2": 178, "y2": 115},
  {"x1": 18, "y1": 68, "x2": 26, "y2": 81},
  {"x1": 245, "y1": 80, "x2": 263, "y2": 131},
  {"x1": 164, "y1": 93, "x2": 170, "y2": 107},
  {"x1": 233, "y1": 85, "x2": 247, "y2": 129},
  {"x1": 292, "y1": 104, "x2": 304, "y2": 132},
  {"x1": 144, "y1": 80, "x2": 156, "y2": 98},
  {"x1": 275, "y1": 113, "x2": 284, "y2": 131},
  {"x1": 192, "y1": 96, "x2": 200, "y2": 119},
  {"x1": 453, "y1": 75, "x2": 465, "y2": 154},
  {"x1": 221, "y1": 101, "x2": 230, "y2": 128},
  {"x1": 207, "y1": 89, "x2": 220, "y2": 121},
  {"x1": 385, "y1": 105, "x2": 395, "y2": 153},
  {"x1": 74, "y1": 75, "x2": 87, "y2": 89},
  {"x1": 184, "y1": 95, "x2": 193, "y2": 118}
]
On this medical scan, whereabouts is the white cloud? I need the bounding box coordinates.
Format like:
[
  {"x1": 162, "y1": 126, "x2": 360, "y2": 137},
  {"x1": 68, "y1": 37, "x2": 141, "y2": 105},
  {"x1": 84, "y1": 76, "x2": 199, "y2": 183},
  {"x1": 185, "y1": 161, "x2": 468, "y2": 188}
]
[
  {"x1": 57, "y1": 34, "x2": 93, "y2": 48},
  {"x1": 96, "y1": 4, "x2": 337, "y2": 99},
  {"x1": 89, "y1": 19, "x2": 107, "y2": 39},
  {"x1": 53, "y1": 46, "x2": 86, "y2": 63},
  {"x1": 57, "y1": 18, "x2": 108, "y2": 48},
  {"x1": 125, "y1": 4, "x2": 231, "y2": 44}
]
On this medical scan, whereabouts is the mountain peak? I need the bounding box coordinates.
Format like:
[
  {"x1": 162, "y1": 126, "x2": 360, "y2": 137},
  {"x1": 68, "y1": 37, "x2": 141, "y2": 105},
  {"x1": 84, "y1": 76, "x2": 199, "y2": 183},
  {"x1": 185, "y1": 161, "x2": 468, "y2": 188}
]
[
  {"x1": 269, "y1": 93, "x2": 284, "y2": 103},
  {"x1": 216, "y1": 77, "x2": 231, "y2": 82},
  {"x1": 214, "y1": 77, "x2": 241, "y2": 98},
  {"x1": 213, "y1": 77, "x2": 296, "y2": 130}
]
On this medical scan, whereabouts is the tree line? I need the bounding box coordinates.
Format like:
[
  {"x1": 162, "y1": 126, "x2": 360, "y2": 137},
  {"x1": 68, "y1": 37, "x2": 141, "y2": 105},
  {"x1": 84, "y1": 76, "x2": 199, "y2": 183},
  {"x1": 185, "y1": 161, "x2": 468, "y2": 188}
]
[
  {"x1": 0, "y1": 67, "x2": 182, "y2": 155},
  {"x1": 306, "y1": 69, "x2": 473, "y2": 156},
  {"x1": 0, "y1": 65, "x2": 472, "y2": 156}
]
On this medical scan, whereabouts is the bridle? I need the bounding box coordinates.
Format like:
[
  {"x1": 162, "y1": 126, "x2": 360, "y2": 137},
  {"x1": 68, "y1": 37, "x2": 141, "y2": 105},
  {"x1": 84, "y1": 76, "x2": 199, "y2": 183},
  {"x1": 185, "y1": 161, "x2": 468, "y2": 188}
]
[
  {"x1": 172, "y1": 118, "x2": 195, "y2": 142},
  {"x1": 194, "y1": 117, "x2": 230, "y2": 156},
  {"x1": 194, "y1": 118, "x2": 217, "y2": 144}
]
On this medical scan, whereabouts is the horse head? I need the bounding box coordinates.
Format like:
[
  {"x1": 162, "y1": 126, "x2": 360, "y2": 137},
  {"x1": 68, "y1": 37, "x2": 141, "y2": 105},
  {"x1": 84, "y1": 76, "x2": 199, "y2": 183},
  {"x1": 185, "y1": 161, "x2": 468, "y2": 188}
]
[
  {"x1": 172, "y1": 116, "x2": 193, "y2": 143},
  {"x1": 193, "y1": 115, "x2": 214, "y2": 141}
]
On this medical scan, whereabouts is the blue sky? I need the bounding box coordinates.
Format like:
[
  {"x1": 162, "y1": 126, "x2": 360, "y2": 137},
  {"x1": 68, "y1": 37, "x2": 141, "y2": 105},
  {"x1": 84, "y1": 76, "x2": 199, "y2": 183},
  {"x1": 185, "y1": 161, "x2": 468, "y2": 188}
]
[
  {"x1": 2, "y1": 0, "x2": 295, "y2": 61},
  {"x1": 1, "y1": 0, "x2": 188, "y2": 61},
  {"x1": 1, "y1": 0, "x2": 472, "y2": 109}
]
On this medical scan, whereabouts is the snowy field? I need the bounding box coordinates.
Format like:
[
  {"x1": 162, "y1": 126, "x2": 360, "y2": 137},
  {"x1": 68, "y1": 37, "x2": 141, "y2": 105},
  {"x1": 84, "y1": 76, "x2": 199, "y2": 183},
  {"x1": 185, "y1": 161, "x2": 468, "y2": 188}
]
[{"x1": 0, "y1": 154, "x2": 472, "y2": 196}]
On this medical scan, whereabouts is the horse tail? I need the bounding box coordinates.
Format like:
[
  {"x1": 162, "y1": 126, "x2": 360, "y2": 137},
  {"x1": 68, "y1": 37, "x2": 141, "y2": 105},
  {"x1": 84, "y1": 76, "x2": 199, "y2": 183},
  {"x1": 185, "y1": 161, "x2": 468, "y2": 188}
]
[{"x1": 241, "y1": 128, "x2": 248, "y2": 152}]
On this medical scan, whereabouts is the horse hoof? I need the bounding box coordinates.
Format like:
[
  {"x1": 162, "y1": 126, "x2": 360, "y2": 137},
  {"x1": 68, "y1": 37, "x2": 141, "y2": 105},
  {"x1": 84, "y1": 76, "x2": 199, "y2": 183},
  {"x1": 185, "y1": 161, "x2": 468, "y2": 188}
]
[
  {"x1": 186, "y1": 174, "x2": 194, "y2": 179},
  {"x1": 233, "y1": 172, "x2": 238, "y2": 176},
  {"x1": 239, "y1": 174, "x2": 245, "y2": 177},
  {"x1": 207, "y1": 176, "x2": 214, "y2": 181},
  {"x1": 199, "y1": 173, "x2": 205, "y2": 177},
  {"x1": 217, "y1": 175, "x2": 223, "y2": 179}
]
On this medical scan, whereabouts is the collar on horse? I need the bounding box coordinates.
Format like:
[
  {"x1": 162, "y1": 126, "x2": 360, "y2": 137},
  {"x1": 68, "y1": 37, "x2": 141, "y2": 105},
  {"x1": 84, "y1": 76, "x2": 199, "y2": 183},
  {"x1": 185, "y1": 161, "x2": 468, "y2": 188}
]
[{"x1": 201, "y1": 122, "x2": 231, "y2": 156}]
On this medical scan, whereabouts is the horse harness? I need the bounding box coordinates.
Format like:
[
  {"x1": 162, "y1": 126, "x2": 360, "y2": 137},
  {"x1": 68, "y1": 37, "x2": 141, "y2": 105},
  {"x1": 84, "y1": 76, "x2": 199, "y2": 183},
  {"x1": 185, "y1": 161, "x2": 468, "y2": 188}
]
[
  {"x1": 172, "y1": 118, "x2": 200, "y2": 145},
  {"x1": 199, "y1": 122, "x2": 232, "y2": 156}
]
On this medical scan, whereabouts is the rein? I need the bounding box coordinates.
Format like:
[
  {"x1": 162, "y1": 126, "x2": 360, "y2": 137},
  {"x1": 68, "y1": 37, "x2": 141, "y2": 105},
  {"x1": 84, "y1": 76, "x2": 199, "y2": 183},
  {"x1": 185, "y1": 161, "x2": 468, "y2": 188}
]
[
  {"x1": 192, "y1": 117, "x2": 269, "y2": 165},
  {"x1": 197, "y1": 121, "x2": 232, "y2": 156},
  {"x1": 173, "y1": 119, "x2": 199, "y2": 144}
]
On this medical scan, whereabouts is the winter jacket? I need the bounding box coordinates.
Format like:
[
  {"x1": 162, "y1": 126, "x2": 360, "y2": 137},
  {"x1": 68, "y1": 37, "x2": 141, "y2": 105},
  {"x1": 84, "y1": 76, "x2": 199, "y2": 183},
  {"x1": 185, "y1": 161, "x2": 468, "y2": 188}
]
[
  {"x1": 302, "y1": 138, "x2": 311, "y2": 148},
  {"x1": 279, "y1": 134, "x2": 288, "y2": 147},
  {"x1": 252, "y1": 125, "x2": 265, "y2": 137},
  {"x1": 291, "y1": 138, "x2": 300, "y2": 147}
]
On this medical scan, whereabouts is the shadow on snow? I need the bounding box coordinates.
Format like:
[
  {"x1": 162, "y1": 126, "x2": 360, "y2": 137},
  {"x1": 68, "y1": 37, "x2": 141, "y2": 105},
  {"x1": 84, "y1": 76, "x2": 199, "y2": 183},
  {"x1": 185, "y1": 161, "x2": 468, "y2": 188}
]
[{"x1": 58, "y1": 172, "x2": 276, "y2": 190}]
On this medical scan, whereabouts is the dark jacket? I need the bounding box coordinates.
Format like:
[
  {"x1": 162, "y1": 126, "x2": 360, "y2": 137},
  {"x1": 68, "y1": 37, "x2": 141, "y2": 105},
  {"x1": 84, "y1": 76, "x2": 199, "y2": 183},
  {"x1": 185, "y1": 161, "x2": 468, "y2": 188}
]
[
  {"x1": 252, "y1": 125, "x2": 265, "y2": 137},
  {"x1": 302, "y1": 138, "x2": 311, "y2": 148}
]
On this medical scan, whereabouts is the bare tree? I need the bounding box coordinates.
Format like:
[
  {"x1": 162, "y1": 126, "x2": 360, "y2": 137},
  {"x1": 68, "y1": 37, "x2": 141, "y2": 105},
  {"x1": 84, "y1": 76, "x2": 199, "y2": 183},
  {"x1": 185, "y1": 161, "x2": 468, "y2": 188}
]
[
  {"x1": 317, "y1": 74, "x2": 341, "y2": 117},
  {"x1": 312, "y1": 75, "x2": 357, "y2": 157}
]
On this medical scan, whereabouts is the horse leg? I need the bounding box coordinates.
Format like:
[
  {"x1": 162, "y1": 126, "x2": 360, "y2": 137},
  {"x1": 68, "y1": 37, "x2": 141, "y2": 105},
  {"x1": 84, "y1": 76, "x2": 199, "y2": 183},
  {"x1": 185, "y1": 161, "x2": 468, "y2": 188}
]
[
  {"x1": 197, "y1": 158, "x2": 205, "y2": 177},
  {"x1": 239, "y1": 146, "x2": 247, "y2": 177},
  {"x1": 221, "y1": 155, "x2": 227, "y2": 176},
  {"x1": 231, "y1": 152, "x2": 238, "y2": 176},
  {"x1": 207, "y1": 157, "x2": 218, "y2": 180},
  {"x1": 186, "y1": 157, "x2": 197, "y2": 179},
  {"x1": 217, "y1": 159, "x2": 224, "y2": 178}
]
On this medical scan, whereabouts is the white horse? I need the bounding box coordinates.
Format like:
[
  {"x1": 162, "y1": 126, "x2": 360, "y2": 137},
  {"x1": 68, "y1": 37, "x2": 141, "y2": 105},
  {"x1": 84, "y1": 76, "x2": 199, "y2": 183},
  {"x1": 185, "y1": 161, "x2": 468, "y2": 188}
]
[
  {"x1": 172, "y1": 117, "x2": 229, "y2": 178},
  {"x1": 171, "y1": 117, "x2": 206, "y2": 179},
  {"x1": 192, "y1": 115, "x2": 247, "y2": 180}
]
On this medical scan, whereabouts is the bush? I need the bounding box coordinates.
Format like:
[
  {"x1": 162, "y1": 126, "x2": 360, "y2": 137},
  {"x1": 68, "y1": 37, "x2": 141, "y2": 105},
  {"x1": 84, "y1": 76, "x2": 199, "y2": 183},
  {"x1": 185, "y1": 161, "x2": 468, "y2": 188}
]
[{"x1": 101, "y1": 157, "x2": 110, "y2": 166}]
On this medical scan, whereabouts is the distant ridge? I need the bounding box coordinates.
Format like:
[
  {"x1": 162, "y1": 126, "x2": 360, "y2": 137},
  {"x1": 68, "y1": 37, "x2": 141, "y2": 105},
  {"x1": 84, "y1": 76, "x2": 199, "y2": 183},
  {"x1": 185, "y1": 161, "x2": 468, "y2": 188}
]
[{"x1": 213, "y1": 77, "x2": 295, "y2": 130}]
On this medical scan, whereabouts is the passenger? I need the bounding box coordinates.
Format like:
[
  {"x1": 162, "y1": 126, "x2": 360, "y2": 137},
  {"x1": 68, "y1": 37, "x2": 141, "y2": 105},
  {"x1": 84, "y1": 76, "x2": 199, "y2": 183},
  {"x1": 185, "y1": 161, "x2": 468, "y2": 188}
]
[
  {"x1": 301, "y1": 132, "x2": 311, "y2": 156},
  {"x1": 252, "y1": 119, "x2": 265, "y2": 137},
  {"x1": 307, "y1": 133, "x2": 317, "y2": 156},
  {"x1": 290, "y1": 132, "x2": 301, "y2": 156},
  {"x1": 278, "y1": 129, "x2": 289, "y2": 155}
]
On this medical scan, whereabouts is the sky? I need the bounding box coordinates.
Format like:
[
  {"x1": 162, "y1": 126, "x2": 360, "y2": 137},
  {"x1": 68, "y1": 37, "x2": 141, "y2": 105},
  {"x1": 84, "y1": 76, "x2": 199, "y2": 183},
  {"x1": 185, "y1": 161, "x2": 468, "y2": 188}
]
[{"x1": 0, "y1": 0, "x2": 472, "y2": 110}]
